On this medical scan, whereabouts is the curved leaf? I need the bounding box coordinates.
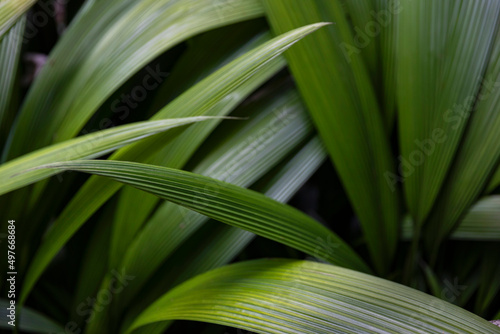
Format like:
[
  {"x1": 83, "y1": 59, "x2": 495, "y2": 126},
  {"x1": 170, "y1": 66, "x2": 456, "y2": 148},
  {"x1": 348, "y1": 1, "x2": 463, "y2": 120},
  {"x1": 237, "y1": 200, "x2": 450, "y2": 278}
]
[
  {"x1": 126, "y1": 259, "x2": 499, "y2": 334},
  {"x1": 43, "y1": 159, "x2": 370, "y2": 273},
  {"x1": 122, "y1": 136, "x2": 327, "y2": 334},
  {"x1": 0, "y1": 117, "x2": 212, "y2": 196}
]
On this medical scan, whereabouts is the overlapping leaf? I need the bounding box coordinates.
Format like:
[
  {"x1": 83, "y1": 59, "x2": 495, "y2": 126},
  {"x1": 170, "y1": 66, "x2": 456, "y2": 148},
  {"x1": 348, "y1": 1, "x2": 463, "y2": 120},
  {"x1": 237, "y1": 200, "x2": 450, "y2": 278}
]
[
  {"x1": 19, "y1": 23, "x2": 330, "y2": 305},
  {"x1": 43, "y1": 159, "x2": 370, "y2": 273},
  {"x1": 3, "y1": 0, "x2": 264, "y2": 160},
  {"x1": 110, "y1": 88, "x2": 314, "y2": 309}
]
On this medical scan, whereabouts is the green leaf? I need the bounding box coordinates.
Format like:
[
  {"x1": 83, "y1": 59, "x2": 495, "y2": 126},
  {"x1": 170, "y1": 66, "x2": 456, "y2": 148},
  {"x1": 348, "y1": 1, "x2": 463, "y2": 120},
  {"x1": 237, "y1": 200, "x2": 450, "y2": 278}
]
[
  {"x1": 0, "y1": 0, "x2": 33, "y2": 39},
  {"x1": 396, "y1": 0, "x2": 500, "y2": 224},
  {"x1": 0, "y1": 117, "x2": 211, "y2": 196},
  {"x1": 263, "y1": 0, "x2": 400, "y2": 274},
  {"x1": 19, "y1": 23, "x2": 332, "y2": 306},
  {"x1": 43, "y1": 159, "x2": 370, "y2": 274},
  {"x1": 126, "y1": 259, "x2": 500, "y2": 334},
  {"x1": 3, "y1": 0, "x2": 264, "y2": 160}
]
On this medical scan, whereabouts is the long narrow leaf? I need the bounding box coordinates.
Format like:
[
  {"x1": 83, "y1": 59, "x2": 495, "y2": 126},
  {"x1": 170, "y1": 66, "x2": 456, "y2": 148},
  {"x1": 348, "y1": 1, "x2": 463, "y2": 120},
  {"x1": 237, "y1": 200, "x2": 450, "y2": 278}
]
[{"x1": 423, "y1": 24, "x2": 500, "y2": 248}]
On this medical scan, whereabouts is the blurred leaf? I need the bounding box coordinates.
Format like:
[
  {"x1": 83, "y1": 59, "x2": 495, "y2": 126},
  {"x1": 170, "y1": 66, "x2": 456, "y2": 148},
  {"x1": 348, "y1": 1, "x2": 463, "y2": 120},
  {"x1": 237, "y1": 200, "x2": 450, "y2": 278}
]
[
  {"x1": 476, "y1": 252, "x2": 500, "y2": 315},
  {"x1": 263, "y1": 0, "x2": 400, "y2": 273},
  {"x1": 126, "y1": 259, "x2": 499, "y2": 334},
  {"x1": 149, "y1": 21, "x2": 269, "y2": 111}
]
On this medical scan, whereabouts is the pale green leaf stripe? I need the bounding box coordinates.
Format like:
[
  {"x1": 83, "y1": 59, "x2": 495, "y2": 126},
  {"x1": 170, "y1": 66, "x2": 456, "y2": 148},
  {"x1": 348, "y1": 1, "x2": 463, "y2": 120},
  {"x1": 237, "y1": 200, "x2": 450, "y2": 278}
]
[
  {"x1": 0, "y1": 299, "x2": 63, "y2": 333},
  {"x1": 263, "y1": 0, "x2": 400, "y2": 274},
  {"x1": 0, "y1": 16, "x2": 24, "y2": 145},
  {"x1": 0, "y1": 0, "x2": 34, "y2": 39},
  {"x1": 0, "y1": 117, "x2": 212, "y2": 196},
  {"x1": 19, "y1": 24, "x2": 326, "y2": 306},
  {"x1": 3, "y1": 0, "x2": 264, "y2": 160},
  {"x1": 126, "y1": 259, "x2": 500, "y2": 334},
  {"x1": 403, "y1": 196, "x2": 500, "y2": 240},
  {"x1": 397, "y1": 0, "x2": 500, "y2": 224},
  {"x1": 45, "y1": 160, "x2": 370, "y2": 273},
  {"x1": 424, "y1": 22, "x2": 500, "y2": 245}
]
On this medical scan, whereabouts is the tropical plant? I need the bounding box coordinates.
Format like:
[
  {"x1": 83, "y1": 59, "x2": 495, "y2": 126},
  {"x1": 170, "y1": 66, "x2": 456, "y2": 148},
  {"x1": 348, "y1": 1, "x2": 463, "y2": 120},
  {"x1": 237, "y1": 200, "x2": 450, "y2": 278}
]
[{"x1": 0, "y1": 0, "x2": 499, "y2": 333}]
